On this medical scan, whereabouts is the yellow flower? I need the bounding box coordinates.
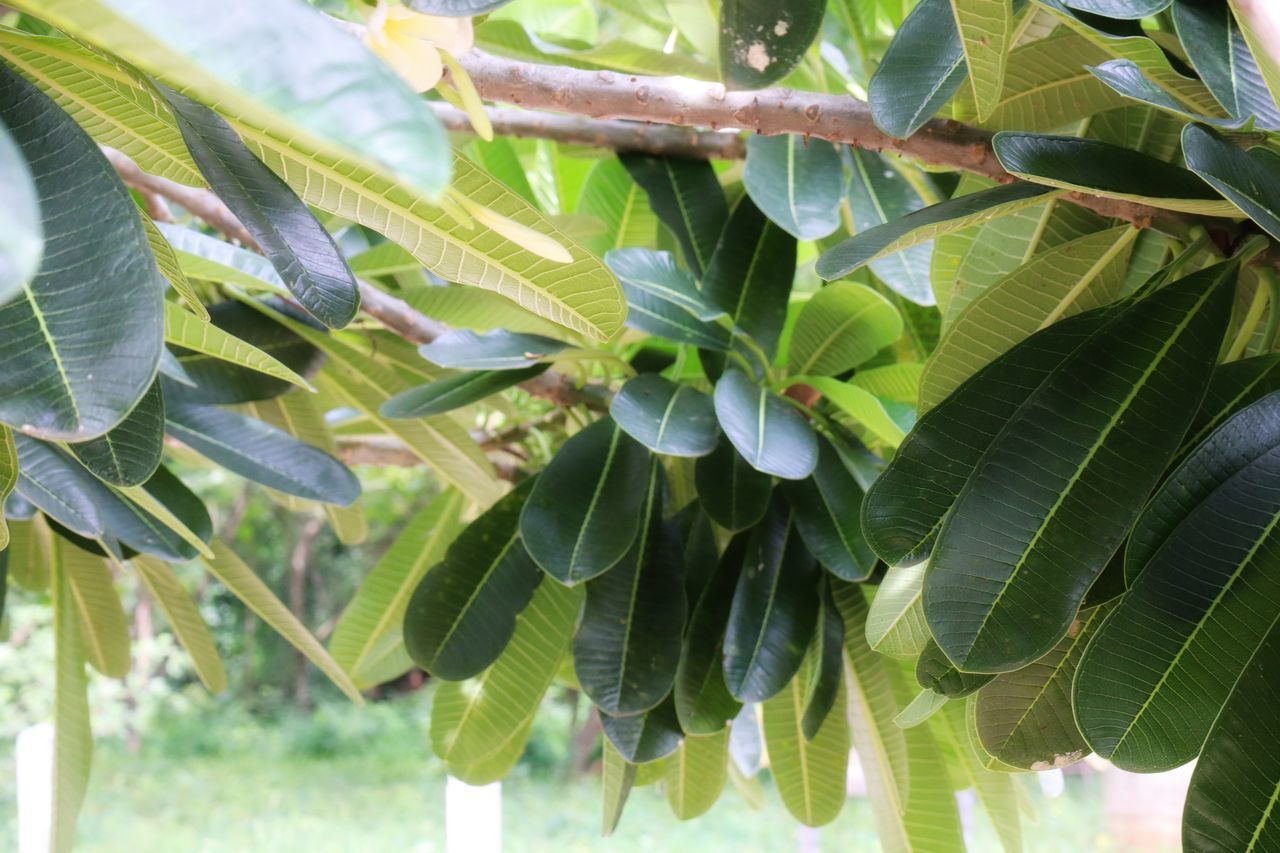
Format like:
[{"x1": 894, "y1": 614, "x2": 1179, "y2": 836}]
[{"x1": 363, "y1": 2, "x2": 474, "y2": 93}]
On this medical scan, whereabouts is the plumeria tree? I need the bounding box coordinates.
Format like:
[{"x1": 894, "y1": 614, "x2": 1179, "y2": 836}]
[{"x1": 4, "y1": 0, "x2": 1280, "y2": 849}]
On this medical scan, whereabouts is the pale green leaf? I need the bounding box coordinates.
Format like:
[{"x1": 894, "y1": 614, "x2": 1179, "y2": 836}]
[{"x1": 133, "y1": 555, "x2": 226, "y2": 693}]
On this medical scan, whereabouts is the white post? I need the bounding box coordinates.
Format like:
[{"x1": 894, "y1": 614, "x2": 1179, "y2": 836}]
[
  {"x1": 16, "y1": 723, "x2": 54, "y2": 853},
  {"x1": 445, "y1": 776, "x2": 502, "y2": 853}
]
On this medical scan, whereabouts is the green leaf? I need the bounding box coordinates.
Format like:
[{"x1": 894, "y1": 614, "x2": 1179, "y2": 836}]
[
  {"x1": 926, "y1": 264, "x2": 1236, "y2": 672},
  {"x1": 895, "y1": 689, "x2": 949, "y2": 728},
  {"x1": 123, "y1": 464, "x2": 214, "y2": 562},
  {"x1": 13, "y1": 437, "x2": 105, "y2": 537},
  {"x1": 936, "y1": 702, "x2": 1023, "y2": 851},
  {"x1": 606, "y1": 249, "x2": 731, "y2": 350},
  {"x1": 602, "y1": 741, "x2": 638, "y2": 836},
  {"x1": 132, "y1": 555, "x2": 226, "y2": 693},
  {"x1": 409, "y1": 0, "x2": 516, "y2": 13},
  {"x1": 665, "y1": 728, "x2": 730, "y2": 821},
  {"x1": 723, "y1": 494, "x2": 821, "y2": 702},
  {"x1": 1184, "y1": 355, "x2": 1280, "y2": 458},
  {"x1": 1182, "y1": 618, "x2": 1280, "y2": 852},
  {"x1": 868, "y1": 0, "x2": 966, "y2": 139},
  {"x1": 714, "y1": 369, "x2": 817, "y2": 480},
  {"x1": 761, "y1": 665, "x2": 848, "y2": 827},
  {"x1": 975, "y1": 605, "x2": 1107, "y2": 770},
  {"x1": 1229, "y1": 0, "x2": 1280, "y2": 110},
  {"x1": 916, "y1": 640, "x2": 994, "y2": 698},
  {"x1": 742, "y1": 135, "x2": 842, "y2": 240},
  {"x1": 0, "y1": 62, "x2": 163, "y2": 441},
  {"x1": 444, "y1": 715, "x2": 536, "y2": 786},
  {"x1": 0, "y1": 112, "x2": 39, "y2": 305},
  {"x1": 781, "y1": 436, "x2": 877, "y2": 582},
  {"x1": 330, "y1": 490, "x2": 465, "y2": 689},
  {"x1": 718, "y1": 0, "x2": 824, "y2": 89},
  {"x1": 818, "y1": 183, "x2": 1057, "y2": 281},
  {"x1": 1174, "y1": 0, "x2": 1280, "y2": 129},
  {"x1": 702, "y1": 196, "x2": 797, "y2": 359},
  {"x1": 156, "y1": 223, "x2": 287, "y2": 294},
  {"x1": 404, "y1": 479, "x2": 541, "y2": 681},
  {"x1": 601, "y1": 695, "x2": 684, "y2": 764},
  {"x1": 51, "y1": 542, "x2": 92, "y2": 853},
  {"x1": 620, "y1": 155, "x2": 727, "y2": 278},
  {"x1": 67, "y1": 382, "x2": 164, "y2": 487},
  {"x1": 675, "y1": 532, "x2": 746, "y2": 734},
  {"x1": 382, "y1": 365, "x2": 548, "y2": 419},
  {"x1": 862, "y1": 309, "x2": 1108, "y2": 565},
  {"x1": 167, "y1": 401, "x2": 360, "y2": 506},
  {"x1": 798, "y1": 376, "x2": 910, "y2": 448},
  {"x1": 161, "y1": 88, "x2": 359, "y2": 329},
  {"x1": 996, "y1": 132, "x2": 1239, "y2": 216},
  {"x1": 419, "y1": 329, "x2": 571, "y2": 371},
  {"x1": 801, "y1": 585, "x2": 845, "y2": 740},
  {"x1": 951, "y1": 0, "x2": 1014, "y2": 120},
  {"x1": 24, "y1": 0, "x2": 450, "y2": 198},
  {"x1": 1066, "y1": 0, "x2": 1170, "y2": 15},
  {"x1": 200, "y1": 539, "x2": 361, "y2": 702},
  {"x1": 1184, "y1": 124, "x2": 1280, "y2": 241},
  {"x1": 142, "y1": 221, "x2": 206, "y2": 320},
  {"x1": 577, "y1": 158, "x2": 658, "y2": 257},
  {"x1": 59, "y1": 538, "x2": 130, "y2": 678},
  {"x1": 865, "y1": 560, "x2": 932, "y2": 660},
  {"x1": 521, "y1": 416, "x2": 651, "y2": 585},
  {"x1": 611, "y1": 374, "x2": 718, "y2": 458},
  {"x1": 919, "y1": 225, "x2": 1137, "y2": 408},
  {"x1": 788, "y1": 282, "x2": 902, "y2": 377},
  {"x1": 0, "y1": 425, "x2": 15, "y2": 549},
  {"x1": 846, "y1": 150, "x2": 937, "y2": 305},
  {"x1": 1087, "y1": 59, "x2": 1249, "y2": 127},
  {"x1": 694, "y1": 439, "x2": 772, "y2": 531}
]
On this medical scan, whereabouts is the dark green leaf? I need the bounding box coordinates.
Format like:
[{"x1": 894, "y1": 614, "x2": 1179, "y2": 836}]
[
  {"x1": 694, "y1": 439, "x2": 772, "y2": 531},
  {"x1": 782, "y1": 436, "x2": 877, "y2": 582},
  {"x1": 1184, "y1": 354, "x2": 1280, "y2": 454},
  {"x1": 1066, "y1": 0, "x2": 1170, "y2": 16},
  {"x1": 867, "y1": 0, "x2": 965, "y2": 139},
  {"x1": 713, "y1": 369, "x2": 818, "y2": 480},
  {"x1": 702, "y1": 196, "x2": 796, "y2": 359},
  {"x1": 574, "y1": 462, "x2": 686, "y2": 715},
  {"x1": 619, "y1": 155, "x2": 727, "y2": 278},
  {"x1": 675, "y1": 532, "x2": 746, "y2": 735},
  {"x1": 404, "y1": 478, "x2": 543, "y2": 681},
  {"x1": 66, "y1": 383, "x2": 163, "y2": 488},
  {"x1": 719, "y1": 0, "x2": 824, "y2": 89},
  {"x1": 915, "y1": 640, "x2": 993, "y2": 698},
  {"x1": 1173, "y1": 0, "x2": 1280, "y2": 129},
  {"x1": 382, "y1": 365, "x2": 549, "y2": 419},
  {"x1": 1183, "y1": 124, "x2": 1280, "y2": 241},
  {"x1": 166, "y1": 400, "x2": 360, "y2": 505},
  {"x1": 139, "y1": 464, "x2": 213, "y2": 556},
  {"x1": 602, "y1": 695, "x2": 684, "y2": 764},
  {"x1": 723, "y1": 494, "x2": 821, "y2": 702},
  {"x1": 801, "y1": 583, "x2": 844, "y2": 740},
  {"x1": 926, "y1": 263, "x2": 1236, "y2": 672},
  {"x1": 12, "y1": 436, "x2": 103, "y2": 536},
  {"x1": 606, "y1": 249, "x2": 732, "y2": 350},
  {"x1": 521, "y1": 417, "x2": 651, "y2": 585},
  {"x1": 0, "y1": 62, "x2": 163, "y2": 440},
  {"x1": 742, "y1": 135, "x2": 842, "y2": 240},
  {"x1": 610, "y1": 374, "x2": 717, "y2": 458},
  {"x1": 162, "y1": 88, "x2": 359, "y2": 328},
  {"x1": 845, "y1": 150, "x2": 935, "y2": 305},
  {"x1": 1087, "y1": 60, "x2": 1249, "y2": 127},
  {"x1": 419, "y1": 329, "x2": 571, "y2": 370}
]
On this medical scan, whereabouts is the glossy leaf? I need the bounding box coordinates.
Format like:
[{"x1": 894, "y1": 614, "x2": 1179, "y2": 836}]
[
  {"x1": 693, "y1": 439, "x2": 772, "y2": 532},
  {"x1": 713, "y1": 369, "x2": 817, "y2": 480},
  {"x1": 742, "y1": 135, "x2": 842, "y2": 240},
  {"x1": 383, "y1": 365, "x2": 547, "y2": 419},
  {"x1": 675, "y1": 533, "x2": 746, "y2": 734},
  {"x1": 419, "y1": 329, "x2": 571, "y2": 370},
  {"x1": 781, "y1": 436, "x2": 877, "y2": 582},
  {"x1": 801, "y1": 585, "x2": 845, "y2": 740},
  {"x1": 0, "y1": 62, "x2": 163, "y2": 441},
  {"x1": 1087, "y1": 59, "x2": 1250, "y2": 128},
  {"x1": 606, "y1": 249, "x2": 732, "y2": 350},
  {"x1": 915, "y1": 640, "x2": 993, "y2": 698},
  {"x1": 66, "y1": 383, "x2": 163, "y2": 488},
  {"x1": 601, "y1": 695, "x2": 684, "y2": 764},
  {"x1": 868, "y1": 0, "x2": 966, "y2": 139},
  {"x1": 1183, "y1": 124, "x2": 1280, "y2": 241},
  {"x1": 1173, "y1": 0, "x2": 1280, "y2": 129},
  {"x1": 787, "y1": 282, "x2": 902, "y2": 377},
  {"x1": 846, "y1": 149, "x2": 936, "y2": 305},
  {"x1": 0, "y1": 112, "x2": 39, "y2": 306},
  {"x1": 13, "y1": 437, "x2": 104, "y2": 537},
  {"x1": 719, "y1": 0, "x2": 824, "y2": 89},
  {"x1": 1066, "y1": 0, "x2": 1170, "y2": 15},
  {"x1": 611, "y1": 374, "x2": 718, "y2": 457},
  {"x1": 521, "y1": 416, "x2": 651, "y2": 585},
  {"x1": 620, "y1": 155, "x2": 727, "y2": 278}
]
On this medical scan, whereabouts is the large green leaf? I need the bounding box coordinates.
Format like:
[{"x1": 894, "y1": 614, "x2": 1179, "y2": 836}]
[
  {"x1": 761, "y1": 664, "x2": 849, "y2": 827},
  {"x1": 915, "y1": 640, "x2": 993, "y2": 698},
  {"x1": 846, "y1": 149, "x2": 936, "y2": 305},
  {"x1": 1229, "y1": 0, "x2": 1280, "y2": 110},
  {"x1": 382, "y1": 365, "x2": 547, "y2": 419},
  {"x1": 919, "y1": 225, "x2": 1137, "y2": 408},
  {"x1": 665, "y1": 728, "x2": 730, "y2": 821},
  {"x1": 66, "y1": 382, "x2": 164, "y2": 487},
  {"x1": 781, "y1": 436, "x2": 877, "y2": 582},
  {"x1": 867, "y1": 0, "x2": 966, "y2": 139},
  {"x1": 0, "y1": 112, "x2": 39, "y2": 305},
  {"x1": 1066, "y1": 0, "x2": 1170, "y2": 15},
  {"x1": 723, "y1": 494, "x2": 821, "y2": 702},
  {"x1": 742, "y1": 135, "x2": 842, "y2": 240},
  {"x1": 13, "y1": 437, "x2": 106, "y2": 537},
  {"x1": 574, "y1": 462, "x2": 685, "y2": 715},
  {"x1": 675, "y1": 532, "x2": 746, "y2": 734},
  {"x1": 601, "y1": 695, "x2": 685, "y2": 764},
  {"x1": 404, "y1": 480, "x2": 541, "y2": 681},
  {"x1": 162, "y1": 88, "x2": 359, "y2": 329},
  {"x1": 1172, "y1": 0, "x2": 1280, "y2": 129},
  {"x1": 577, "y1": 158, "x2": 658, "y2": 257},
  {"x1": 620, "y1": 155, "x2": 727, "y2": 279},
  {"x1": 926, "y1": 263, "x2": 1235, "y2": 672},
  {"x1": 702, "y1": 196, "x2": 796, "y2": 360},
  {"x1": 156, "y1": 223, "x2": 287, "y2": 294},
  {"x1": 521, "y1": 416, "x2": 651, "y2": 585},
  {"x1": 865, "y1": 560, "x2": 932, "y2": 660},
  {"x1": 817, "y1": 183, "x2": 1057, "y2": 282},
  {"x1": 1185, "y1": 355, "x2": 1280, "y2": 457},
  {"x1": 787, "y1": 282, "x2": 902, "y2": 377},
  {"x1": 974, "y1": 605, "x2": 1107, "y2": 770},
  {"x1": 718, "y1": 0, "x2": 824, "y2": 89},
  {"x1": 610, "y1": 374, "x2": 718, "y2": 458},
  {"x1": 1183, "y1": 124, "x2": 1280, "y2": 241},
  {"x1": 694, "y1": 439, "x2": 772, "y2": 531},
  {"x1": 50, "y1": 542, "x2": 91, "y2": 853},
  {"x1": 418, "y1": 329, "x2": 570, "y2": 370},
  {"x1": 1182, "y1": 618, "x2": 1280, "y2": 852},
  {"x1": 0, "y1": 62, "x2": 163, "y2": 440},
  {"x1": 951, "y1": 0, "x2": 1013, "y2": 120},
  {"x1": 797, "y1": 375, "x2": 910, "y2": 448},
  {"x1": 602, "y1": 740, "x2": 637, "y2": 836},
  {"x1": 801, "y1": 585, "x2": 845, "y2": 740},
  {"x1": 330, "y1": 490, "x2": 465, "y2": 688},
  {"x1": 936, "y1": 702, "x2": 1023, "y2": 852},
  {"x1": 60, "y1": 538, "x2": 130, "y2": 678},
  {"x1": 713, "y1": 369, "x2": 817, "y2": 480},
  {"x1": 132, "y1": 555, "x2": 226, "y2": 693},
  {"x1": 22, "y1": 0, "x2": 449, "y2": 198},
  {"x1": 1086, "y1": 60, "x2": 1249, "y2": 128},
  {"x1": 0, "y1": 425, "x2": 16, "y2": 549},
  {"x1": 606, "y1": 249, "x2": 731, "y2": 350}
]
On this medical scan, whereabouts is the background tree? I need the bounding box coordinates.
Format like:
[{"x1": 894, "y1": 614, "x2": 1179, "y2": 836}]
[{"x1": 3, "y1": 0, "x2": 1280, "y2": 850}]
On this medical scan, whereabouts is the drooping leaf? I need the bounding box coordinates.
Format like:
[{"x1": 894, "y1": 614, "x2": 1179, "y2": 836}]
[
  {"x1": 601, "y1": 694, "x2": 685, "y2": 764},
  {"x1": 602, "y1": 740, "x2": 638, "y2": 836},
  {"x1": 694, "y1": 439, "x2": 772, "y2": 531},
  {"x1": 915, "y1": 640, "x2": 993, "y2": 698},
  {"x1": 936, "y1": 701, "x2": 1023, "y2": 852},
  {"x1": 951, "y1": 0, "x2": 1014, "y2": 121},
  {"x1": 867, "y1": 0, "x2": 966, "y2": 139},
  {"x1": 675, "y1": 532, "x2": 747, "y2": 734},
  {"x1": 382, "y1": 365, "x2": 548, "y2": 418},
  {"x1": 1173, "y1": 0, "x2": 1280, "y2": 129},
  {"x1": 0, "y1": 62, "x2": 163, "y2": 441},
  {"x1": 846, "y1": 149, "x2": 937, "y2": 305},
  {"x1": 132, "y1": 555, "x2": 226, "y2": 693},
  {"x1": 13, "y1": 437, "x2": 104, "y2": 537},
  {"x1": 50, "y1": 542, "x2": 92, "y2": 853},
  {"x1": 1183, "y1": 124, "x2": 1280, "y2": 241},
  {"x1": 713, "y1": 369, "x2": 817, "y2": 480},
  {"x1": 59, "y1": 538, "x2": 130, "y2": 678},
  {"x1": 760, "y1": 664, "x2": 849, "y2": 827},
  {"x1": 742, "y1": 135, "x2": 842, "y2": 240},
  {"x1": 1086, "y1": 59, "x2": 1250, "y2": 127},
  {"x1": 620, "y1": 154, "x2": 727, "y2": 278},
  {"x1": 611, "y1": 373, "x2": 718, "y2": 457},
  {"x1": 665, "y1": 728, "x2": 730, "y2": 821},
  {"x1": 577, "y1": 158, "x2": 658, "y2": 257},
  {"x1": 801, "y1": 584, "x2": 845, "y2": 740},
  {"x1": 787, "y1": 282, "x2": 903, "y2": 378},
  {"x1": 521, "y1": 416, "x2": 651, "y2": 585},
  {"x1": 718, "y1": 0, "x2": 824, "y2": 89},
  {"x1": 607, "y1": 248, "x2": 731, "y2": 350},
  {"x1": 0, "y1": 112, "x2": 39, "y2": 306},
  {"x1": 419, "y1": 329, "x2": 571, "y2": 370},
  {"x1": 723, "y1": 493, "x2": 821, "y2": 702},
  {"x1": 865, "y1": 560, "x2": 932, "y2": 660},
  {"x1": 926, "y1": 263, "x2": 1235, "y2": 672},
  {"x1": 1066, "y1": 0, "x2": 1170, "y2": 15},
  {"x1": 66, "y1": 382, "x2": 164, "y2": 488},
  {"x1": 796, "y1": 376, "x2": 910, "y2": 448},
  {"x1": 0, "y1": 425, "x2": 15, "y2": 549},
  {"x1": 781, "y1": 435, "x2": 877, "y2": 582}
]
